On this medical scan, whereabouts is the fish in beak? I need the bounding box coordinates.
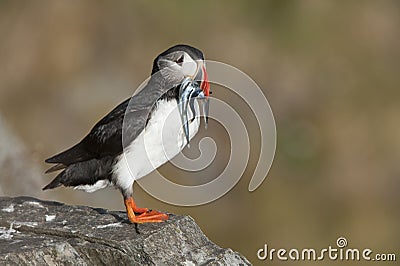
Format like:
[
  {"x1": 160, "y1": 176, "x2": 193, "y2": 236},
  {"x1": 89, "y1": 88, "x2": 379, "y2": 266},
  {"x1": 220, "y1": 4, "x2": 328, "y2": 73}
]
[
  {"x1": 178, "y1": 63, "x2": 210, "y2": 147},
  {"x1": 178, "y1": 77, "x2": 204, "y2": 147}
]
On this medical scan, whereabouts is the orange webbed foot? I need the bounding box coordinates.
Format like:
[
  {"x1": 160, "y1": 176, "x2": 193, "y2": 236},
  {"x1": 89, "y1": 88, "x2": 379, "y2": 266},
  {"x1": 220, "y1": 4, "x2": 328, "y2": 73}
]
[{"x1": 124, "y1": 197, "x2": 168, "y2": 224}]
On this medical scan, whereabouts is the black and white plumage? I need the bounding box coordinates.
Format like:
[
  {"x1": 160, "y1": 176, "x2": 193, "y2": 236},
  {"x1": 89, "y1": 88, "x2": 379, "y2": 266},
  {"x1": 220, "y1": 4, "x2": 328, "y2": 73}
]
[{"x1": 43, "y1": 44, "x2": 210, "y2": 223}]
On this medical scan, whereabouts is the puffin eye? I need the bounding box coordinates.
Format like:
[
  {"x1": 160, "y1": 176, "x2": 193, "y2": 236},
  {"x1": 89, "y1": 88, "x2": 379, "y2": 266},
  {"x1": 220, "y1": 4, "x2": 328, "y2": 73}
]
[{"x1": 175, "y1": 55, "x2": 184, "y2": 66}]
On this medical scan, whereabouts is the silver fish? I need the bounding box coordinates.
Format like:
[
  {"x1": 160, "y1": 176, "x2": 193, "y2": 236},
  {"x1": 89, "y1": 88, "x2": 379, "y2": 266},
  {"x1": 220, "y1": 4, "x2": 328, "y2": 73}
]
[{"x1": 178, "y1": 77, "x2": 207, "y2": 147}]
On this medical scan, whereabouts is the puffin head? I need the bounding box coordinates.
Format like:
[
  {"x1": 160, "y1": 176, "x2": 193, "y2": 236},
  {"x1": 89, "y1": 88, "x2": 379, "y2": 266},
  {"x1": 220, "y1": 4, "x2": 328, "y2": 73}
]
[
  {"x1": 151, "y1": 44, "x2": 210, "y2": 98},
  {"x1": 151, "y1": 44, "x2": 211, "y2": 146}
]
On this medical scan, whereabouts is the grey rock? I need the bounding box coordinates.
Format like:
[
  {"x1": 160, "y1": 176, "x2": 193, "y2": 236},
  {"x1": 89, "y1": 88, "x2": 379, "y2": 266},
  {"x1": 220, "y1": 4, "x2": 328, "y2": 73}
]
[{"x1": 0, "y1": 196, "x2": 251, "y2": 265}]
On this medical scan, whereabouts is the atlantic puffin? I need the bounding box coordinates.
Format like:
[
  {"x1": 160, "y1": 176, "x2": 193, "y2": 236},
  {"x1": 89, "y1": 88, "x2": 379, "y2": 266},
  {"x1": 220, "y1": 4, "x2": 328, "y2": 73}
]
[{"x1": 43, "y1": 44, "x2": 210, "y2": 223}]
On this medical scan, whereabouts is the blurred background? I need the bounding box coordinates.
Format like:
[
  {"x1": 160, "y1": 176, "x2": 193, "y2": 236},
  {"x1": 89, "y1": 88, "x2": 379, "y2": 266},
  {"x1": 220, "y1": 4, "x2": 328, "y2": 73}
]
[{"x1": 0, "y1": 1, "x2": 399, "y2": 265}]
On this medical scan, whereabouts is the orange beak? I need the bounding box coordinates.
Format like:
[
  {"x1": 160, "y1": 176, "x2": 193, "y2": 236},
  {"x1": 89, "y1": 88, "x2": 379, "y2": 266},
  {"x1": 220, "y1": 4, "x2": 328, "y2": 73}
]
[
  {"x1": 200, "y1": 65, "x2": 210, "y2": 97},
  {"x1": 200, "y1": 65, "x2": 210, "y2": 127}
]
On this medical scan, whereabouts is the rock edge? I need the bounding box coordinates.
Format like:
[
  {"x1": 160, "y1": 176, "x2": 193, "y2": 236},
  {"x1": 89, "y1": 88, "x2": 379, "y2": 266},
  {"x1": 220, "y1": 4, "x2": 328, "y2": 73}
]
[{"x1": 0, "y1": 196, "x2": 250, "y2": 265}]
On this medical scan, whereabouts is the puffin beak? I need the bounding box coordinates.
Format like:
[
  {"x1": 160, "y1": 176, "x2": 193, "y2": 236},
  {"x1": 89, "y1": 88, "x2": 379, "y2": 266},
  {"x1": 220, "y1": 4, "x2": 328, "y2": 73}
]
[{"x1": 200, "y1": 65, "x2": 210, "y2": 128}]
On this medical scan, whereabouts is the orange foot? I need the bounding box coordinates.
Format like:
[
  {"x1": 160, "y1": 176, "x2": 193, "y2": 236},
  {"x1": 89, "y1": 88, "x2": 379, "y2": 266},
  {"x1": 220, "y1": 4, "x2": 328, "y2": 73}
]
[{"x1": 124, "y1": 197, "x2": 168, "y2": 224}]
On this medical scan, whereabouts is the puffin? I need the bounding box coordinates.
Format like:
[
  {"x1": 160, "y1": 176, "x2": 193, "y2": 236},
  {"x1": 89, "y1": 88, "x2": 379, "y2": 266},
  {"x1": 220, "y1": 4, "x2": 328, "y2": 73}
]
[{"x1": 43, "y1": 44, "x2": 210, "y2": 223}]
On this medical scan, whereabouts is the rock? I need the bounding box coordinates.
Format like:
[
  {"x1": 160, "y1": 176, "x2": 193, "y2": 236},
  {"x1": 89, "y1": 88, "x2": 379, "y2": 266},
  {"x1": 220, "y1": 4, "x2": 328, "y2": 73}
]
[{"x1": 0, "y1": 197, "x2": 251, "y2": 265}]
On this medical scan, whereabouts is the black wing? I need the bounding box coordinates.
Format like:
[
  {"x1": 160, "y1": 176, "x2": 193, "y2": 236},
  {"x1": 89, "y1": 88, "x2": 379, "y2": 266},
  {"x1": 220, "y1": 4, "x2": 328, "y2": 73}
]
[
  {"x1": 43, "y1": 76, "x2": 169, "y2": 189},
  {"x1": 45, "y1": 98, "x2": 129, "y2": 167},
  {"x1": 43, "y1": 96, "x2": 153, "y2": 190},
  {"x1": 42, "y1": 156, "x2": 115, "y2": 190},
  {"x1": 45, "y1": 96, "x2": 153, "y2": 169}
]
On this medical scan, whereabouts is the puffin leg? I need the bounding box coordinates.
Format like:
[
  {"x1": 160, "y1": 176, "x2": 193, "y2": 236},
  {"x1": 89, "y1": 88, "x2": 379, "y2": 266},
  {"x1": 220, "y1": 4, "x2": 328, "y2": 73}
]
[
  {"x1": 125, "y1": 197, "x2": 148, "y2": 214},
  {"x1": 124, "y1": 197, "x2": 168, "y2": 224}
]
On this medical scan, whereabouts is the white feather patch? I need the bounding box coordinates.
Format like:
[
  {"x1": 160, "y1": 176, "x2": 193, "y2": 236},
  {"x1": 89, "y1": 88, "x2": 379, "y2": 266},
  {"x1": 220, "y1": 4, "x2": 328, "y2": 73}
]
[
  {"x1": 112, "y1": 99, "x2": 200, "y2": 191},
  {"x1": 182, "y1": 53, "x2": 198, "y2": 77},
  {"x1": 74, "y1": 179, "x2": 111, "y2": 193}
]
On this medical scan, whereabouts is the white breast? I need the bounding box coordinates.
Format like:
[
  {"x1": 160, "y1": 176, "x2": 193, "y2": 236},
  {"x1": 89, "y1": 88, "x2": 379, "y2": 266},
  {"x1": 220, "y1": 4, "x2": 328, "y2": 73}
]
[{"x1": 112, "y1": 98, "x2": 200, "y2": 191}]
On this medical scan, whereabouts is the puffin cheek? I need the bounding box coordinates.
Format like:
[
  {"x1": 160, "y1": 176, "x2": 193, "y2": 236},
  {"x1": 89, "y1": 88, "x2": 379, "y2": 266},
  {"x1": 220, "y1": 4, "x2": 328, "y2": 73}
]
[{"x1": 182, "y1": 61, "x2": 197, "y2": 77}]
